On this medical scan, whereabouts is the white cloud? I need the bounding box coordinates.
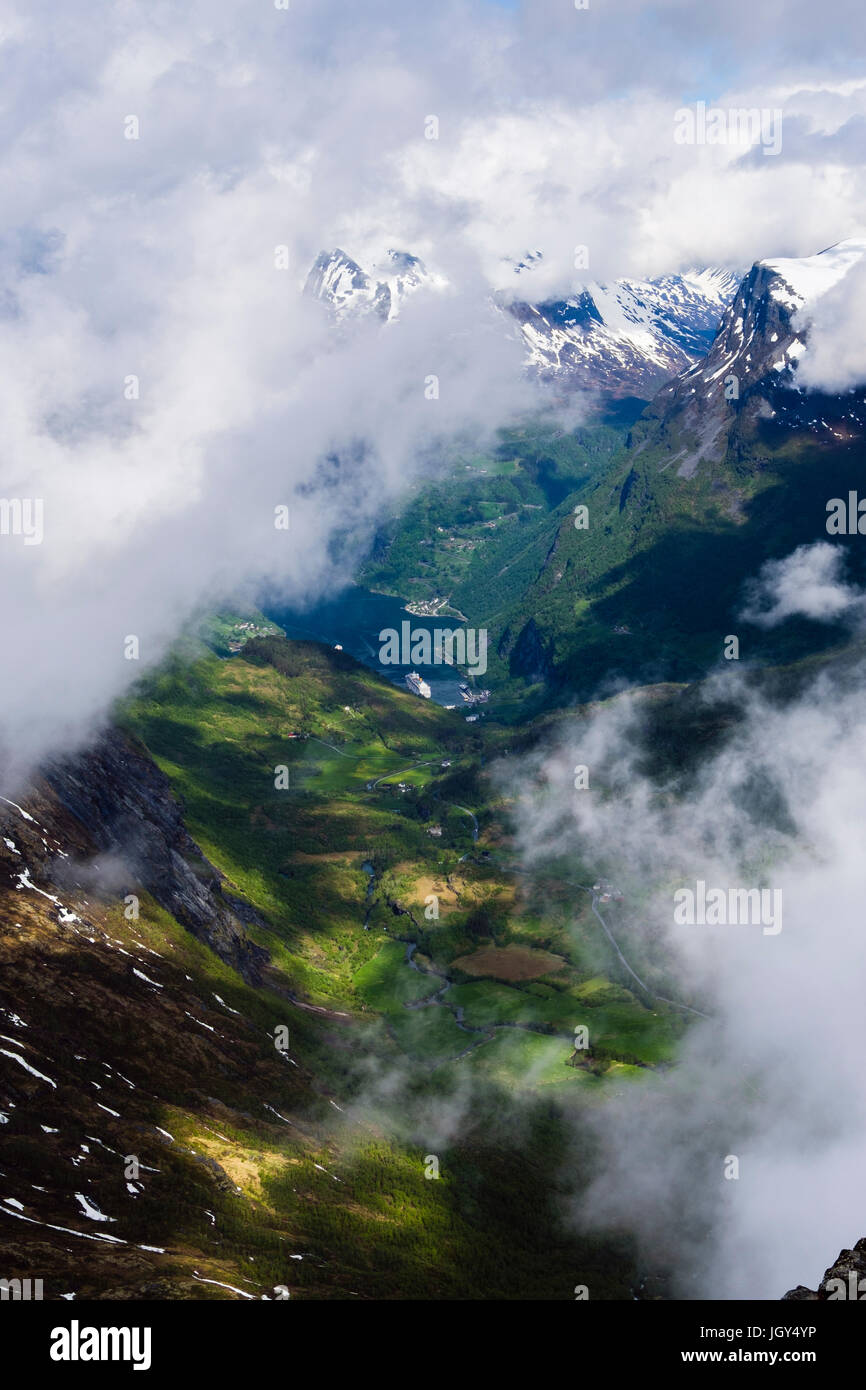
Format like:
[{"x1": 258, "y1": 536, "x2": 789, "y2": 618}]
[
  {"x1": 501, "y1": 657, "x2": 866, "y2": 1297},
  {"x1": 796, "y1": 256, "x2": 866, "y2": 391},
  {"x1": 740, "y1": 542, "x2": 865, "y2": 628},
  {"x1": 2, "y1": 0, "x2": 866, "y2": 779}
]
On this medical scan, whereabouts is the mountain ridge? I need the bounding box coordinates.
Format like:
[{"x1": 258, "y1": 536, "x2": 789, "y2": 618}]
[
  {"x1": 443, "y1": 238, "x2": 866, "y2": 703},
  {"x1": 304, "y1": 245, "x2": 741, "y2": 397}
]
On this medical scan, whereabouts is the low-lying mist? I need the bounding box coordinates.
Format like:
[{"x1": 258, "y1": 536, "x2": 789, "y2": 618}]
[{"x1": 499, "y1": 655, "x2": 866, "y2": 1297}]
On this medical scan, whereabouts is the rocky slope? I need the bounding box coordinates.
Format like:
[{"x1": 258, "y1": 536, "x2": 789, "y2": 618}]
[
  {"x1": 647, "y1": 238, "x2": 866, "y2": 476},
  {"x1": 0, "y1": 745, "x2": 332, "y2": 1299},
  {"x1": 507, "y1": 268, "x2": 740, "y2": 397},
  {"x1": 783, "y1": 1238, "x2": 866, "y2": 1299},
  {"x1": 43, "y1": 729, "x2": 270, "y2": 985}
]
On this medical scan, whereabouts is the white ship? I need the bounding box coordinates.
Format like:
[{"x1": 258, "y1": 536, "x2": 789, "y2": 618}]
[{"x1": 405, "y1": 671, "x2": 431, "y2": 698}]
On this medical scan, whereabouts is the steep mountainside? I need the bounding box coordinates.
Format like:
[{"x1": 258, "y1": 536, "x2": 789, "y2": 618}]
[
  {"x1": 452, "y1": 241, "x2": 866, "y2": 704},
  {"x1": 508, "y1": 268, "x2": 740, "y2": 397},
  {"x1": 648, "y1": 238, "x2": 866, "y2": 468},
  {"x1": 0, "y1": 637, "x2": 652, "y2": 1299},
  {"x1": 0, "y1": 746, "x2": 336, "y2": 1299}
]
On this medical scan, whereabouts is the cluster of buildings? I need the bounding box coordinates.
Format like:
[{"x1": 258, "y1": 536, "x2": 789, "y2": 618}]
[
  {"x1": 226, "y1": 619, "x2": 275, "y2": 653},
  {"x1": 592, "y1": 880, "x2": 624, "y2": 904}
]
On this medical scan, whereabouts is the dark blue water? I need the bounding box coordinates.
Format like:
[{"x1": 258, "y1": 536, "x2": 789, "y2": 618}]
[{"x1": 261, "y1": 586, "x2": 475, "y2": 709}]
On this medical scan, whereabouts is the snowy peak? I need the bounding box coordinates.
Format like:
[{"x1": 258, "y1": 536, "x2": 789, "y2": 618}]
[
  {"x1": 305, "y1": 246, "x2": 743, "y2": 397},
  {"x1": 649, "y1": 238, "x2": 866, "y2": 470},
  {"x1": 507, "y1": 268, "x2": 741, "y2": 397},
  {"x1": 760, "y1": 238, "x2": 866, "y2": 313},
  {"x1": 304, "y1": 247, "x2": 431, "y2": 323},
  {"x1": 304, "y1": 248, "x2": 380, "y2": 316},
  {"x1": 673, "y1": 237, "x2": 866, "y2": 398},
  {"x1": 586, "y1": 269, "x2": 740, "y2": 356}
]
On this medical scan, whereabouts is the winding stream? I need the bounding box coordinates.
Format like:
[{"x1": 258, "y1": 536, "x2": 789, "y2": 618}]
[{"x1": 395, "y1": 937, "x2": 573, "y2": 1065}]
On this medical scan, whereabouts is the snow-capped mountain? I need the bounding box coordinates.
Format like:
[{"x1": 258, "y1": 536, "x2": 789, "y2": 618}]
[
  {"x1": 306, "y1": 239, "x2": 866, "y2": 429},
  {"x1": 506, "y1": 268, "x2": 741, "y2": 397},
  {"x1": 305, "y1": 246, "x2": 740, "y2": 397},
  {"x1": 304, "y1": 247, "x2": 431, "y2": 323},
  {"x1": 652, "y1": 238, "x2": 866, "y2": 466}
]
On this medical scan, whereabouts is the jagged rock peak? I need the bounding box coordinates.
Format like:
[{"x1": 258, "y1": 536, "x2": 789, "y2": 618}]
[{"x1": 783, "y1": 1236, "x2": 866, "y2": 1300}]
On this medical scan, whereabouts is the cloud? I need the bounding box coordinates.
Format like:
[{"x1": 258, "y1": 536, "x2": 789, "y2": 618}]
[
  {"x1": 499, "y1": 650, "x2": 866, "y2": 1297},
  {"x1": 3, "y1": 0, "x2": 866, "y2": 783},
  {"x1": 740, "y1": 542, "x2": 866, "y2": 628},
  {"x1": 0, "y1": 0, "x2": 864, "y2": 1302},
  {"x1": 795, "y1": 255, "x2": 866, "y2": 391}
]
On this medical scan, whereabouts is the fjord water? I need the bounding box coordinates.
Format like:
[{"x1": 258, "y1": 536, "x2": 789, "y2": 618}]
[{"x1": 262, "y1": 585, "x2": 469, "y2": 707}]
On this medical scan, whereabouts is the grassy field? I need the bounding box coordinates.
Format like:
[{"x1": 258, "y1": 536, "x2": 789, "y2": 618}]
[
  {"x1": 83, "y1": 628, "x2": 701, "y2": 1295},
  {"x1": 121, "y1": 634, "x2": 683, "y2": 1080}
]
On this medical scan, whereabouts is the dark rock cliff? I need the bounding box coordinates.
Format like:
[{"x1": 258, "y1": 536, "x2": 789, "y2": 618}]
[
  {"x1": 783, "y1": 1237, "x2": 866, "y2": 1300},
  {"x1": 42, "y1": 728, "x2": 270, "y2": 984}
]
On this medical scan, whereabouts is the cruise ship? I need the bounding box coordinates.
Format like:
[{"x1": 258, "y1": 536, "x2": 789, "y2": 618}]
[{"x1": 405, "y1": 671, "x2": 432, "y2": 698}]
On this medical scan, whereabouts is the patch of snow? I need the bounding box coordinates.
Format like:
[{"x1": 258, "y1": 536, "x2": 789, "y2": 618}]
[
  {"x1": 762, "y1": 238, "x2": 866, "y2": 309},
  {"x1": 184, "y1": 1012, "x2": 215, "y2": 1031},
  {"x1": 264, "y1": 1104, "x2": 295, "y2": 1127},
  {"x1": 192, "y1": 1271, "x2": 255, "y2": 1298},
  {"x1": 0, "y1": 1204, "x2": 127, "y2": 1244},
  {"x1": 313, "y1": 1162, "x2": 343, "y2": 1183},
  {"x1": 14, "y1": 867, "x2": 60, "y2": 904},
  {"x1": 213, "y1": 993, "x2": 241, "y2": 1015},
  {"x1": 74, "y1": 1192, "x2": 116, "y2": 1223},
  {"x1": 0, "y1": 1048, "x2": 56, "y2": 1087},
  {"x1": 132, "y1": 967, "x2": 162, "y2": 988}
]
